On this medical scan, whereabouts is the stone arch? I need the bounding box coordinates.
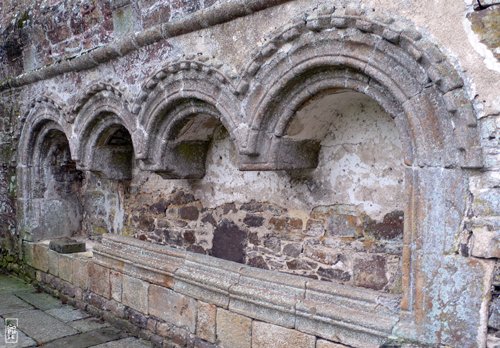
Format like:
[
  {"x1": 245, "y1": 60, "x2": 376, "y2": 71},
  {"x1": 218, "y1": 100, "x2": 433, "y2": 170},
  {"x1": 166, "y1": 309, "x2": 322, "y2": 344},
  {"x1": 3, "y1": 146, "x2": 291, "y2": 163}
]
[
  {"x1": 239, "y1": 13, "x2": 482, "y2": 171},
  {"x1": 237, "y1": 11, "x2": 486, "y2": 345},
  {"x1": 17, "y1": 99, "x2": 83, "y2": 241},
  {"x1": 137, "y1": 57, "x2": 243, "y2": 178},
  {"x1": 72, "y1": 89, "x2": 136, "y2": 180}
]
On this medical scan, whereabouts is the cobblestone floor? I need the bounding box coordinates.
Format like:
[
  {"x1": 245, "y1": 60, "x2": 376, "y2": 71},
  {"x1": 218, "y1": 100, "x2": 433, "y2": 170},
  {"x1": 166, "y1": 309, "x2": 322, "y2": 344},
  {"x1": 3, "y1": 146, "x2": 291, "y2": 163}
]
[{"x1": 0, "y1": 272, "x2": 151, "y2": 348}]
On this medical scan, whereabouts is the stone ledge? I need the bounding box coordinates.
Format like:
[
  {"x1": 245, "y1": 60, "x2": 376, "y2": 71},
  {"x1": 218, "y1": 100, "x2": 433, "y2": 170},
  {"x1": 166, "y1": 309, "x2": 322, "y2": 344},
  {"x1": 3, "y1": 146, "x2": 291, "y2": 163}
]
[
  {"x1": 49, "y1": 238, "x2": 86, "y2": 254},
  {"x1": 93, "y1": 234, "x2": 400, "y2": 347}
]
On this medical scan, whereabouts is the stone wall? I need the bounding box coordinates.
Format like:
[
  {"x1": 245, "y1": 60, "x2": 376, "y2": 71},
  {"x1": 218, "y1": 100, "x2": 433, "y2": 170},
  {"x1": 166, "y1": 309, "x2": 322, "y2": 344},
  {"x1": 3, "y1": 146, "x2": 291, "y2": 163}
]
[
  {"x1": 24, "y1": 236, "x2": 401, "y2": 348},
  {"x1": 107, "y1": 91, "x2": 404, "y2": 293},
  {"x1": 0, "y1": 0, "x2": 221, "y2": 76},
  {"x1": 0, "y1": 0, "x2": 499, "y2": 347}
]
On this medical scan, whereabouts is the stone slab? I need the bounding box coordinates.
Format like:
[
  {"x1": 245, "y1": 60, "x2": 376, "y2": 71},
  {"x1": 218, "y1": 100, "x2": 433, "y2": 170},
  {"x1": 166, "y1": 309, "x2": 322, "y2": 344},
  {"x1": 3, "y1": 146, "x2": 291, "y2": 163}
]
[
  {"x1": 39, "y1": 326, "x2": 125, "y2": 348},
  {"x1": 72, "y1": 258, "x2": 90, "y2": 290},
  {"x1": 470, "y1": 228, "x2": 500, "y2": 258},
  {"x1": 109, "y1": 271, "x2": 123, "y2": 302},
  {"x1": 216, "y1": 308, "x2": 251, "y2": 348},
  {"x1": 3, "y1": 309, "x2": 78, "y2": 344},
  {"x1": 252, "y1": 321, "x2": 316, "y2": 348},
  {"x1": 68, "y1": 317, "x2": 111, "y2": 333},
  {"x1": 196, "y1": 301, "x2": 216, "y2": 343},
  {"x1": 0, "y1": 274, "x2": 33, "y2": 293},
  {"x1": 88, "y1": 262, "x2": 111, "y2": 299},
  {"x1": 148, "y1": 285, "x2": 197, "y2": 333},
  {"x1": 45, "y1": 306, "x2": 90, "y2": 323},
  {"x1": 89, "y1": 337, "x2": 152, "y2": 348},
  {"x1": 0, "y1": 294, "x2": 34, "y2": 315},
  {"x1": 122, "y1": 275, "x2": 148, "y2": 313},
  {"x1": 47, "y1": 250, "x2": 60, "y2": 277},
  {"x1": 32, "y1": 244, "x2": 49, "y2": 272},
  {"x1": 16, "y1": 290, "x2": 64, "y2": 310},
  {"x1": 0, "y1": 317, "x2": 37, "y2": 348},
  {"x1": 49, "y1": 238, "x2": 86, "y2": 254},
  {"x1": 317, "y1": 339, "x2": 351, "y2": 348},
  {"x1": 58, "y1": 255, "x2": 74, "y2": 283}
]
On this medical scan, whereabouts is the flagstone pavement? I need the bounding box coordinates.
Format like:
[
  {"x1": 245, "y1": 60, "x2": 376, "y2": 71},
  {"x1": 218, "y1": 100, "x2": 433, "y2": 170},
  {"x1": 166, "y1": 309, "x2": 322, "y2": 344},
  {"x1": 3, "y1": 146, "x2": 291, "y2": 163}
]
[{"x1": 0, "y1": 272, "x2": 151, "y2": 348}]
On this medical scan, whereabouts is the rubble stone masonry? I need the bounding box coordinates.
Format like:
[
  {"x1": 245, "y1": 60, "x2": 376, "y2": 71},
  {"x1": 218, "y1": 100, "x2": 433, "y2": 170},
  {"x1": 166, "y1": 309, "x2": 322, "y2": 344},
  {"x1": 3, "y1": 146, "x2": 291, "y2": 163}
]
[{"x1": 0, "y1": 0, "x2": 499, "y2": 347}]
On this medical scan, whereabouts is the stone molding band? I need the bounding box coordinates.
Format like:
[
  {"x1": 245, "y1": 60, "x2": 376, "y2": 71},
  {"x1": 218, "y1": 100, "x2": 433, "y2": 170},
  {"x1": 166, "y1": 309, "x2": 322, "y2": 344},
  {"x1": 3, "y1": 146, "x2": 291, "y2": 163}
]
[
  {"x1": 93, "y1": 234, "x2": 400, "y2": 347},
  {"x1": 0, "y1": 0, "x2": 292, "y2": 91}
]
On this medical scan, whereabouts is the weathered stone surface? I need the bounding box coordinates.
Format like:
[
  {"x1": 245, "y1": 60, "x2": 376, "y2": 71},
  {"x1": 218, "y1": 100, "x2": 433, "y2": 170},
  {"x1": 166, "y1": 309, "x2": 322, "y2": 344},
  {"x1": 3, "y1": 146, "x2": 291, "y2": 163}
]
[
  {"x1": 5, "y1": 309, "x2": 78, "y2": 344},
  {"x1": 353, "y1": 255, "x2": 388, "y2": 290},
  {"x1": 49, "y1": 238, "x2": 86, "y2": 253},
  {"x1": 252, "y1": 321, "x2": 316, "y2": 348},
  {"x1": 40, "y1": 326, "x2": 127, "y2": 348},
  {"x1": 45, "y1": 305, "x2": 90, "y2": 322},
  {"x1": 126, "y1": 307, "x2": 149, "y2": 329},
  {"x1": 16, "y1": 290, "x2": 63, "y2": 310},
  {"x1": 90, "y1": 336, "x2": 152, "y2": 348},
  {"x1": 0, "y1": 294, "x2": 34, "y2": 315},
  {"x1": 216, "y1": 309, "x2": 252, "y2": 348},
  {"x1": 32, "y1": 243, "x2": 49, "y2": 272},
  {"x1": 110, "y1": 271, "x2": 123, "y2": 302},
  {"x1": 89, "y1": 262, "x2": 111, "y2": 299},
  {"x1": 196, "y1": 301, "x2": 217, "y2": 343},
  {"x1": 365, "y1": 211, "x2": 404, "y2": 240},
  {"x1": 247, "y1": 256, "x2": 269, "y2": 270},
  {"x1": 122, "y1": 275, "x2": 149, "y2": 313},
  {"x1": 489, "y1": 296, "x2": 500, "y2": 330},
  {"x1": 69, "y1": 317, "x2": 111, "y2": 333},
  {"x1": 149, "y1": 285, "x2": 197, "y2": 333},
  {"x1": 179, "y1": 206, "x2": 200, "y2": 221},
  {"x1": 470, "y1": 228, "x2": 500, "y2": 258},
  {"x1": 282, "y1": 243, "x2": 302, "y2": 257},
  {"x1": 243, "y1": 214, "x2": 264, "y2": 227},
  {"x1": 468, "y1": 6, "x2": 500, "y2": 60},
  {"x1": 73, "y1": 257, "x2": 90, "y2": 290},
  {"x1": 48, "y1": 249, "x2": 60, "y2": 276},
  {"x1": 316, "y1": 339, "x2": 351, "y2": 348},
  {"x1": 212, "y1": 219, "x2": 247, "y2": 263},
  {"x1": 0, "y1": 317, "x2": 36, "y2": 347},
  {"x1": 58, "y1": 254, "x2": 74, "y2": 283},
  {"x1": 1, "y1": 2, "x2": 498, "y2": 348}
]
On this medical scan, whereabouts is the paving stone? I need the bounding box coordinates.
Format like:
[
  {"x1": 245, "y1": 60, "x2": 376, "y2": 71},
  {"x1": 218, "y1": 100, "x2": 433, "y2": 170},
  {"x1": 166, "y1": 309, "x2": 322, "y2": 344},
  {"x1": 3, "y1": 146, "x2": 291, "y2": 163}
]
[
  {"x1": 0, "y1": 294, "x2": 34, "y2": 315},
  {"x1": 69, "y1": 317, "x2": 111, "y2": 333},
  {"x1": 45, "y1": 305, "x2": 91, "y2": 323},
  {"x1": 0, "y1": 317, "x2": 37, "y2": 348},
  {"x1": 0, "y1": 274, "x2": 32, "y2": 293},
  {"x1": 3, "y1": 309, "x2": 78, "y2": 344},
  {"x1": 41, "y1": 326, "x2": 126, "y2": 348},
  {"x1": 88, "y1": 336, "x2": 152, "y2": 348},
  {"x1": 15, "y1": 290, "x2": 64, "y2": 310},
  {"x1": 216, "y1": 308, "x2": 251, "y2": 348}
]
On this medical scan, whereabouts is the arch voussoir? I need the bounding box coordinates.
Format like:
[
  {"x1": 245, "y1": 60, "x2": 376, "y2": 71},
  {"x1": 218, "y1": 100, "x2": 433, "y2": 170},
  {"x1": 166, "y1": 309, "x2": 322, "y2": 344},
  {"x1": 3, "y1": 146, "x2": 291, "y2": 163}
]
[
  {"x1": 137, "y1": 56, "x2": 243, "y2": 178},
  {"x1": 239, "y1": 12, "x2": 482, "y2": 170},
  {"x1": 71, "y1": 87, "x2": 137, "y2": 180}
]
